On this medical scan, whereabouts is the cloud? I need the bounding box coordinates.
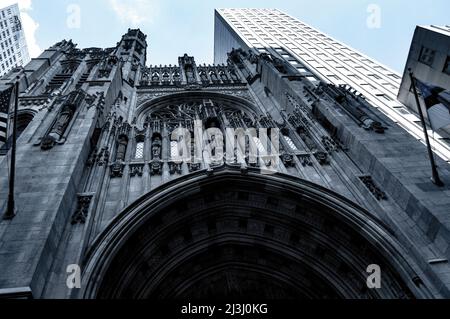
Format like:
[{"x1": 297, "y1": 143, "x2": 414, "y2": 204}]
[
  {"x1": 108, "y1": 0, "x2": 159, "y2": 27},
  {"x1": 2, "y1": 0, "x2": 41, "y2": 59}
]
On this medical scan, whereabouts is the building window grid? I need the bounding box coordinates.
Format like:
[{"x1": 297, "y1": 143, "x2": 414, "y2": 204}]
[{"x1": 228, "y1": 9, "x2": 401, "y2": 92}]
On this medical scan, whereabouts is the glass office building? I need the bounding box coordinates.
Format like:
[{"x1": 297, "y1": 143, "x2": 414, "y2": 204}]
[{"x1": 214, "y1": 8, "x2": 450, "y2": 163}]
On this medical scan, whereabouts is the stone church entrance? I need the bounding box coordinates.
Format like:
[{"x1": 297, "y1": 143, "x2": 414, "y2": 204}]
[{"x1": 80, "y1": 166, "x2": 430, "y2": 299}]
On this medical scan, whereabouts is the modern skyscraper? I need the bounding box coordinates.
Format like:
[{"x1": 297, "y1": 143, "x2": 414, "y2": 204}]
[
  {"x1": 398, "y1": 25, "x2": 450, "y2": 136},
  {"x1": 214, "y1": 8, "x2": 450, "y2": 163},
  {"x1": 0, "y1": 3, "x2": 30, "y2": 77}
]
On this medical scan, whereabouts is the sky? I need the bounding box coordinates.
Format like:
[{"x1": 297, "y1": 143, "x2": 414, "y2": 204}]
[{"x1": 3, "y1": 0, "x2": 449, "y2": 73}]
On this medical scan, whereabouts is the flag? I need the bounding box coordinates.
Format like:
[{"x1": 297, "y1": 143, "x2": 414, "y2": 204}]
[
  {"x1": 415, "y1": 79, "x2": 450, "y2": 131},
  {"x1": 0, "y1": 85, "x2": 15, "y2": 147}
]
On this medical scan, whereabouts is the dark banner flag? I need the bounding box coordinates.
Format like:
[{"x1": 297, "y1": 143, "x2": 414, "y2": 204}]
[
  {"x1": 415, "y1": 79, "x2": 450, "y2": 131},
  {"x1": 0, "y1": 85, "x2": 15, "y2": 148}
]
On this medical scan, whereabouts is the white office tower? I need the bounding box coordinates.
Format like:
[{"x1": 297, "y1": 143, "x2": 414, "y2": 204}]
[
  {"x1": 0, "y1": 3, "x2": 30, "y2": 77},
  {"x1": 214, "y1": 8, "x2": 450, "y2": 163}
]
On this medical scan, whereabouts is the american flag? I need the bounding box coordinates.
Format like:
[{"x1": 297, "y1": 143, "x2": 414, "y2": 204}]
[{"x1": 0, "y1": 85, "x2": 14, "y2": 147}]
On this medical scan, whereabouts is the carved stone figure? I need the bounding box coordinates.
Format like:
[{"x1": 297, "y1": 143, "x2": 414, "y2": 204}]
[
  {"x1": 228, "y1": 68, "x2": 239, "y2": 82},
  {"x1": 41, "y1": 102, "x2": 77, "y2": 150},
  {"x1": 199, "y1": 71, "x2": 209, "y2": 83},
  {"x1": 98, "y1": 55, "x2": 118, "y2": 78},
  {"x1": 71, "y1": 195, "x2": 93, "y2": 225},
  {"x1": 151, "y1": 72, "x2": 160, "y2": 84},
  {"x1": 41, "y1": 91, "x2": 85, "y2": 150},
  {"x1": 210, "y1": 71, "x2": 219, "y2": 83},
  {"x1": 151, "y1": 136, "x2": 162, "y2": 160},
  {"x1": 115, "y1": 136, "x2": 128, "y2": 162}
]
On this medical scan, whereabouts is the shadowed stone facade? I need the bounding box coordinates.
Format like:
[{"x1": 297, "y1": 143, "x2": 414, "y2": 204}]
[{"x1": 1, "y1": 29, "x2": 450, "y2": 299}]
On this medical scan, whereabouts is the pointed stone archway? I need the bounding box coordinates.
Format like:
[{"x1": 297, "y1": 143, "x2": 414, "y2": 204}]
[{"x1": 80, "y1": 165, "x2": 433, "y2": 299}]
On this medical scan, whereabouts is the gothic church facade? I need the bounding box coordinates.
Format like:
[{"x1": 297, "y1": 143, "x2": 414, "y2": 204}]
[{"x1": 0, "y1": 29, "x2": 450, "y2": 299}]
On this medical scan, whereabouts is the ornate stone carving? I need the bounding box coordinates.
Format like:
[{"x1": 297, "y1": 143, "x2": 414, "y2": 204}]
[
  {"x1": 110, "y1": 162, "x2": 125, "y2": 178},
  {"x1": 298, "y1": 154, "x2": 313, "y2": 167},
  {"x1": 286, "y1": 93, "x2": 314, "y2": 122},
  {"x1": 86, "y1": 147, "x2": 98, "y2": 166},
  {"x1": 71, "y1": 194, "x2": 93, "y2": 225},
  {"x1": 321, "y1": 136, "x2": 339, "y2": 153},
  {"x1": 314, "y1": 151, "x2": 329, "y2": 165},
  {"x1": 97, "y1": 147, "x2": 110, "y2": 166},
  {"x1": 41, "y1": 90, "x2": 85, "y2": 150},
  {"x1": 149, "y1": 161, "x2": 163, "y2": 176},
  {"x1": 359, "y1": 176, "x2": 387, "y2": 200},
  {"x1": 259, "y1": 53, "x2": 292, "y2": 74},
  {"x1": 110, "y1": 122, "x2": 130, "y2": 178},
  {"x1": 130, "y1": 163, "x2": 144, "y2": 177},
  {"x1": 295, "y1": 125, "x2": 318, "y2": 152},
  {"x1": 115, "y1": 136, "x2": 128, "y2": 161},
  {"x1": 281, "y1": 153, "x2": 295, "y2": 167},
  {"x1": 179, "y1": 54, "x2": 197, "y2": 85},
  {"x1": 188, "y1": 163, "x2": 201, "y2": 172},
  {"x1": 169, "y1": 161, "x2": 183, "y2": 175},
  {"x1": 97, "y1": 55, "x2": 118, "y2": 79},
  {"x1": 218, "y1": 89, "x2": 255, "y2": 103},
  {"x1": 318, "y1": 83, "x2": 387, "y2": 134},
  {"x1": 151, "y1": 135, "x2": 162, "y2": 160}
]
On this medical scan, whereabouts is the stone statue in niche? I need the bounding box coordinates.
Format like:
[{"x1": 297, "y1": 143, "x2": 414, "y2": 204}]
[
  {"x1": 41, "y1": 91, "x2": 85, "y2": 150},
  {"x1": 151, "y1": 136, "x2": 162, "y2": 160},
  {"x1": 110, "y1": 137, "x2": 127, "y2": 178},
  {"x1": 228, "y1": 68, "x2": 239, "y2": 82},
  {"x1": 98, "y1": 55, "x2": 118, "y2": 78},
  {"x1": 53, "y1": 104, "x2": 74, "y2": 132},
  {"x1": 116, "y1": 136, "x2": 128, "y2": 162},
  {"x1": 110, "y1": 122, "x2": 130, "y2": 178},
  {"x1": 180, "y1": 54, "x2": 197, "y2": 85},
  {"x1": 199, "y1": 71, "x2": 209, "y2": 83},
  {"x1": 150, "y1": 135, "x2": 163, "y2": 175},
  {"x1": 185, "y1": 66, "x2": 196, "y2": 84},
  {"x1": 210, "y1": 71, "x2": 219, "y2": 83},
  {"x1": 219, "y1": 70, "x2": 229, "y2": 83}
]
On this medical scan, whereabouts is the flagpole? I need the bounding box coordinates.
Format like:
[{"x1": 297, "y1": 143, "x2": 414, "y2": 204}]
[
  {"x1": 409, "y1": 70, "x2": 444, "y2": 187},
  {"x1": 3, "y1": 77, "x2": 20, "y2": 220}
]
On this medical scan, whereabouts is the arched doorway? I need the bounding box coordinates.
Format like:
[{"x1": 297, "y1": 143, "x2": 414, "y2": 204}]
[{"x1": 81, "y1": 165, "x2": 433, "y2": 299}]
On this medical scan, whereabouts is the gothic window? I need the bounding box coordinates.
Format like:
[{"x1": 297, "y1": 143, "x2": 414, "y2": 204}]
[
  {"x1": 170, "y1": 140, "x2": 179, "y2": 159},
  {"x1": 135, "y1": 141, "x2": 144, "y2": 159},
  {"x1": 253, "y1": 136, "x2": 266, "y2": 154},
  {"x1": 283, "y1": 135, "x2": 298, "y2": 151},
  {"x1": 162, "y1": 72, "x2": 170, "y2": 83}
]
